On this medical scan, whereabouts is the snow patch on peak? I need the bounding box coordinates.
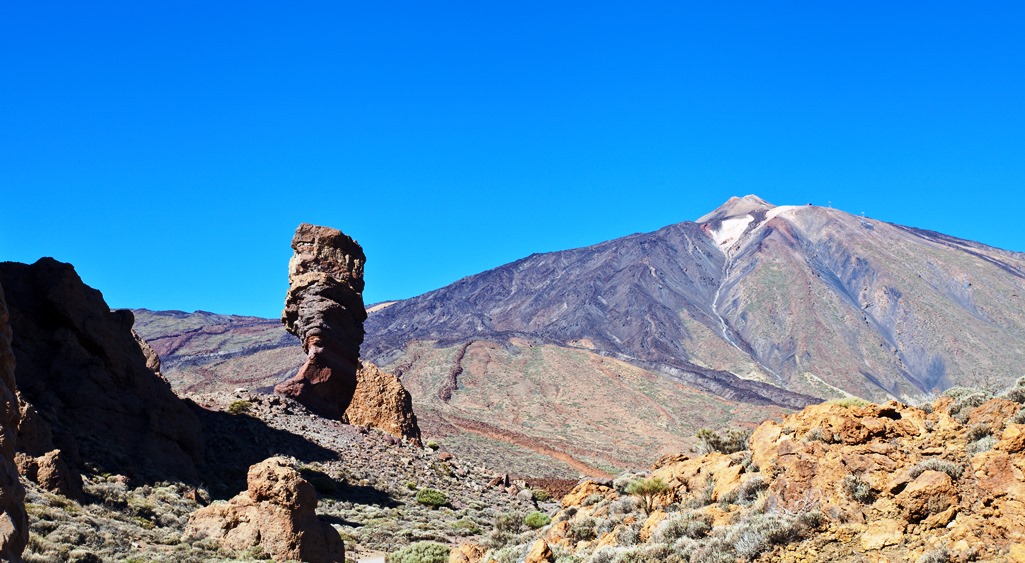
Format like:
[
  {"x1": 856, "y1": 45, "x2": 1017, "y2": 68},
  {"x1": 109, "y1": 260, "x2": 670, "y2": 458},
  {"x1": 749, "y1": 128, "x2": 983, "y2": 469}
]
[{"x1": 709, "y1": 215, "x2": 755, "y2": 249}]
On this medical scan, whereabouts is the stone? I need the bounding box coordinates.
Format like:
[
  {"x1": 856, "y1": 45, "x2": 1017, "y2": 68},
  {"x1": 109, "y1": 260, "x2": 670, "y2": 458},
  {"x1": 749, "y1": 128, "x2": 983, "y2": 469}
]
[
  {"x1": 1010, "y1": 543, "x2": 1025, "y2": 563},
  {"x1": 449, "y1": 543, "x2": 484, "y2": 563},
  {"x1": 860, "y1": 518, "x2": 904, "y2": 550},
  {"x1": 897, "y1": 470, "x2": 958, "y2": 523},
  {"x1": 0, "y1": 282, "x2": 27, "y2": 561},
  {"x1": 15, "y1": 449, "x2": 82, "y2": 500},
  {"x1": 343, "y1": 361, "x2": 421, "y2": 445},
  {"x1": 0, "y1": 259, "x2": 203, "y2": 482},
  {"x1": 524, "y1": 539, "x2": 553, "y2": 563},
  {"x1": 276, "y1": 224, "x2": 367, "y2": 419},
  {"x1": 185, "y1": 457, "x2": 344, "y2": 563}
]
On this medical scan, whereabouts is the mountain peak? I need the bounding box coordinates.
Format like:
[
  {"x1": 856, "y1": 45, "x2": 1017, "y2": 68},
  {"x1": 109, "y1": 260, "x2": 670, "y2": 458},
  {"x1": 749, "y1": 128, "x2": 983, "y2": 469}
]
[{"x1": 697, "y1": 194, "x2": 776, "y2": 223}]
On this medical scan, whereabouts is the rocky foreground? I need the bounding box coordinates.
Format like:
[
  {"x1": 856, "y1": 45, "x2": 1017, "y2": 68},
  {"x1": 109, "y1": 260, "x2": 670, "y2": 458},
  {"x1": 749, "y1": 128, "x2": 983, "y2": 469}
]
[{"x1": 464, "y1": 390, "x2": 1025, "y2": 563}]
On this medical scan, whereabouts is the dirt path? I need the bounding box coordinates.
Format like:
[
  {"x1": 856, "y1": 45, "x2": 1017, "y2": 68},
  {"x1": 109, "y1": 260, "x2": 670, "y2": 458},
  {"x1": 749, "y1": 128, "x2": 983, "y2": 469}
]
[{"x1": 440, "y1": 412, "x2": 613, "y2": 478}]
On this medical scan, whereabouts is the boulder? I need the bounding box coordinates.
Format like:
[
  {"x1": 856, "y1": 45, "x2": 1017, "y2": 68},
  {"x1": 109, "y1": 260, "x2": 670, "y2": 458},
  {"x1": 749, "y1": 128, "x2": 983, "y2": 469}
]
[
  {"x1": 449, "y1": 543, "x2": 484, "y2": 563},
  {"x1": 276, "y1": 224, "x2": 367, "y2": 419},
  {"x1": 0, "y1": 282, "x2": 27, "y2": 561},
  {"x1": 15, "y1": 449, "x2": 82, "y2": 500},
  {"x1": 185, "y1": 457, "x2": 344, "y2": 562},
  {"x1": 524, "y1": 539, "x2": 553, "y2": 563},
  {"x1": 897, "y1": 470, "x2": 958, "y2": 523},
  {"x1": 344, "y1": 362, "x2": 421, "y2": 445}
]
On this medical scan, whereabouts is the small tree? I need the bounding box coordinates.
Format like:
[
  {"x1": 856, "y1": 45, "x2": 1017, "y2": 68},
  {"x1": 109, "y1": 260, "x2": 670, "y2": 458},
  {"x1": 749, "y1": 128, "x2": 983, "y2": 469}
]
[{"x1": 626, "y1": 477, "x2": 669, "y2": 514}]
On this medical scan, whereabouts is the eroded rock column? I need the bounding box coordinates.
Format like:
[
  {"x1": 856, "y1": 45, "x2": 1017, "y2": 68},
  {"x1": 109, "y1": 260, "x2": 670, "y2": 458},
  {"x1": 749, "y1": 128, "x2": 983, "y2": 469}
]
[{"x1": 276, "y1": 224, "x2": 367, "y2": 419}]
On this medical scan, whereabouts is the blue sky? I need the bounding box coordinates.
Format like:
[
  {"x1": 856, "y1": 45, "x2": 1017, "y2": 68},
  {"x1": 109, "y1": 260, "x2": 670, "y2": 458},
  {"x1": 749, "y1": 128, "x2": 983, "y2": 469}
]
[{"x1": 2, "y1": 2, "x2": 1023, "y2": 318}]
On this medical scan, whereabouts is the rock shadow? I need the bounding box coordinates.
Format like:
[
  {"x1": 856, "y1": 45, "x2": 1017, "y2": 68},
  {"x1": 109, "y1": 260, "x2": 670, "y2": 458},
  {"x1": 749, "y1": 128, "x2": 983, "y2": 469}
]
[{"x1": 189, "y1": 403, "x2": 339, "y2": 499}]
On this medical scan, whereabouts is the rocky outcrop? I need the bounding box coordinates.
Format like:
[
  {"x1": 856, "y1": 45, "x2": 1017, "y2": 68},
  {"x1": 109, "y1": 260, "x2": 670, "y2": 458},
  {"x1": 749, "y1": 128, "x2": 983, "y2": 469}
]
[
  {"x1": 185, "y1": 457, "x2": 344, "y2": 562},
  {"x1": 15, "y1": 449, "x2": 82, "y2": 500},
  {"x1": 501, "y1": 393, "x2": 1025, "y2": 562},
  {"x1": 344, "y1": 362, "x2": 421, "y2": 445},
  {"x1": 0, "y1": 283, "x2": 27, "y2": 562},
  {"x1": 0, "y1": 258, "x2": 203, "y2": 482},
  {"x1": 276, "y1": 224, "x2": 367, "y2": 419}
]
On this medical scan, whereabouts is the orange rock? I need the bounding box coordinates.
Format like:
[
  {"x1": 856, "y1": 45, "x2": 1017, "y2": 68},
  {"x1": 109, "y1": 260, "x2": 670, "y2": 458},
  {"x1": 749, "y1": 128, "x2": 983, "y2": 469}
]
[
  {"x1": 860, "y1": 518, "x2": 904, "y2": 550},
  {"x1": 999, "y1": 424, "x2": 1025, "y2": 454},
  {"x1": 344, "y1": 361, "x2": 421, "y2": 445},
  {"x1": 524, "y1": 539, "x2": 553, "y2": 563},
  {"x1": 449, "y1": 543, "x2": 484, "y2": 563},
  {"x1": 967, "y1": 399, "x2": 1020, "y2": 427},
  {"x1": 896, "y1": 470, "x2": 958, "y2": 523},
  {"x1": 639, "y1": 510, "x2": 667, "y2": 542},
  {"x1": 561, "y1": 481, "x2": 613, "y2": 508},
  {"x1": 186, "y1": 457, "x2": 343, "y2": 563}
]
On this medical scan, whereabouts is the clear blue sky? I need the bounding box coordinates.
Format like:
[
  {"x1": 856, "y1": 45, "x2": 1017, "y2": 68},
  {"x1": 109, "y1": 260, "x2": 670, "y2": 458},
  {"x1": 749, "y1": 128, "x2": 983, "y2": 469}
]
[{"x1": 2, "y1": 2, "x2": 1023, "y2": 318}]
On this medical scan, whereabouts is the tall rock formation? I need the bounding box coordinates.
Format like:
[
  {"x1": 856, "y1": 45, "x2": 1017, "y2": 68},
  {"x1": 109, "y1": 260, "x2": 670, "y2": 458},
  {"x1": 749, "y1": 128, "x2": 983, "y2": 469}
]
[
  {"x1": 0, "y1": 283, "x2": 27, "y2": 562},
  {"x1": 276, "y1": 224, "x2": 368, "y2": 419},
  {"x1": 0, "y1": 258, "x2": 203, "y2": 482}
]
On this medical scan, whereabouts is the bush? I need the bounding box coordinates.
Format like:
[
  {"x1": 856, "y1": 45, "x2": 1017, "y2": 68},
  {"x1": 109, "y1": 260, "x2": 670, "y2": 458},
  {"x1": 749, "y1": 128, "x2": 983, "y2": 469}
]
[
  {"x1": 388, "y1": 541, "x2": 450, "y2": 563},
  {"x1": 414, "y1": 488, "x2": 447, "y2": 508},
  {"x1": 695, "y1": 428, "x2": 752, "y2": 454},
  {"x1": 494, "y1": 512, "x2": 525, "y2": 534},
  {"x1": 226, "y1": 400, "x2": 251, "y2": 415},
  {"x1": 426, "y1": 441, "x2": 440, "y2": 450},
  {"x1": 524, "y1": 511, "x2": 551, "y2": 529},
  {"x1": 842, "y1": 473, "x2": 875, "y2": 504},
  {"x1": 967, "y1": 435, "x2": 997, "y2": 457},
  {"x1": 625, "y1": 477, "x2": 669, "y2": 514},
  {"x1": 910, "y1": 459, "x2": 963, "y2": 481},
  {"x1": 450, "y1": 518, "x2": 481, "y2": 535},
  {"x1": 1011, "y1": 408, "x2": 1025, "y2": 425},
  {"x1": 827, "y1": 397, "x2": 869, "y2": 408},
  {"x1": 651, "y1": 512, "x2": 712, "y2": 542},
  {"x1": 532, "y1": 488, "x2": 551, "y2": 502},
  {"x1": 948, "y1": 391, "x2": 991, "y2": 423},
  {"x1": 917, "y1": 547, "x2": 952, "y2": 563}
]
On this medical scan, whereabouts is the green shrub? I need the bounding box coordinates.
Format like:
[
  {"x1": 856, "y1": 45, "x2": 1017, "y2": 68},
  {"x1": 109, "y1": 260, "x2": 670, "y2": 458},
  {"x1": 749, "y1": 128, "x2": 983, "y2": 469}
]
[
  {"x1": 426, "y1": 441, "x2": 440, "y2": 450},
  {"x1": 414, "y1": 488, "x2": 447, "y2": 508},
  {"x1": 226, "y1": 400, "x2": 252, "y2": 415},
  {"x1": 695, "y1": 428, "x2": 752, "y2": 454},
  {"x1": 910, "y1": 459, "x2": 963, "y2": 481},
  {"x1": 524, "y1": 511, "x2": 552, "y2": 529},
  {"x1": 532, "y1": 488, "x2": 551, "y2": 502},
  {"x1": 450, "y1": 518, "x2": 482, "y2": 535},
  {"x1": 388, "y1": 541, "x2": 450, "y2": 563},
  {"x1": 626, "y1": 477, "x2": 669, "y2": 514},
  {"x1": 827, "y1": 397, "x2": 869, "y2": 408},
  {"x1": 569, "y1": 517, "x2": 597, "y2": 541}
]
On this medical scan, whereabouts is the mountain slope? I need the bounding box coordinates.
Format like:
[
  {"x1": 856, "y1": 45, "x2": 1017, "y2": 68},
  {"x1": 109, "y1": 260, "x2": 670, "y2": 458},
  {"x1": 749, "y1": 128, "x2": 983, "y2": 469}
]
[
  {"x1": 134, "y1": 196, "x2": 1025, "y2": 477},
  {"x1": 365, "y1": 196, "x2": 1025, "y2": 402}
]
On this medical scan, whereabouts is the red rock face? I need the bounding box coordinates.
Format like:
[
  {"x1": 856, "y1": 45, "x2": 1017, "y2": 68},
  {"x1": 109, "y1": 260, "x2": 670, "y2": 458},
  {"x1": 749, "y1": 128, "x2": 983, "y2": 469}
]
[{"x1": 276, "y1": 224, "x2": 367, "y2": 419}]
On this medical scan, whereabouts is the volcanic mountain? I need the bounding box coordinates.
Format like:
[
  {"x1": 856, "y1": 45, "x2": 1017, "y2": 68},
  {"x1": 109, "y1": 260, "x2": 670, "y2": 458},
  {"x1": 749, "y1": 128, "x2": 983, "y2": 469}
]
[{"x1": 134, "y1": 196, "x2": 1025, "y2": 477}]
